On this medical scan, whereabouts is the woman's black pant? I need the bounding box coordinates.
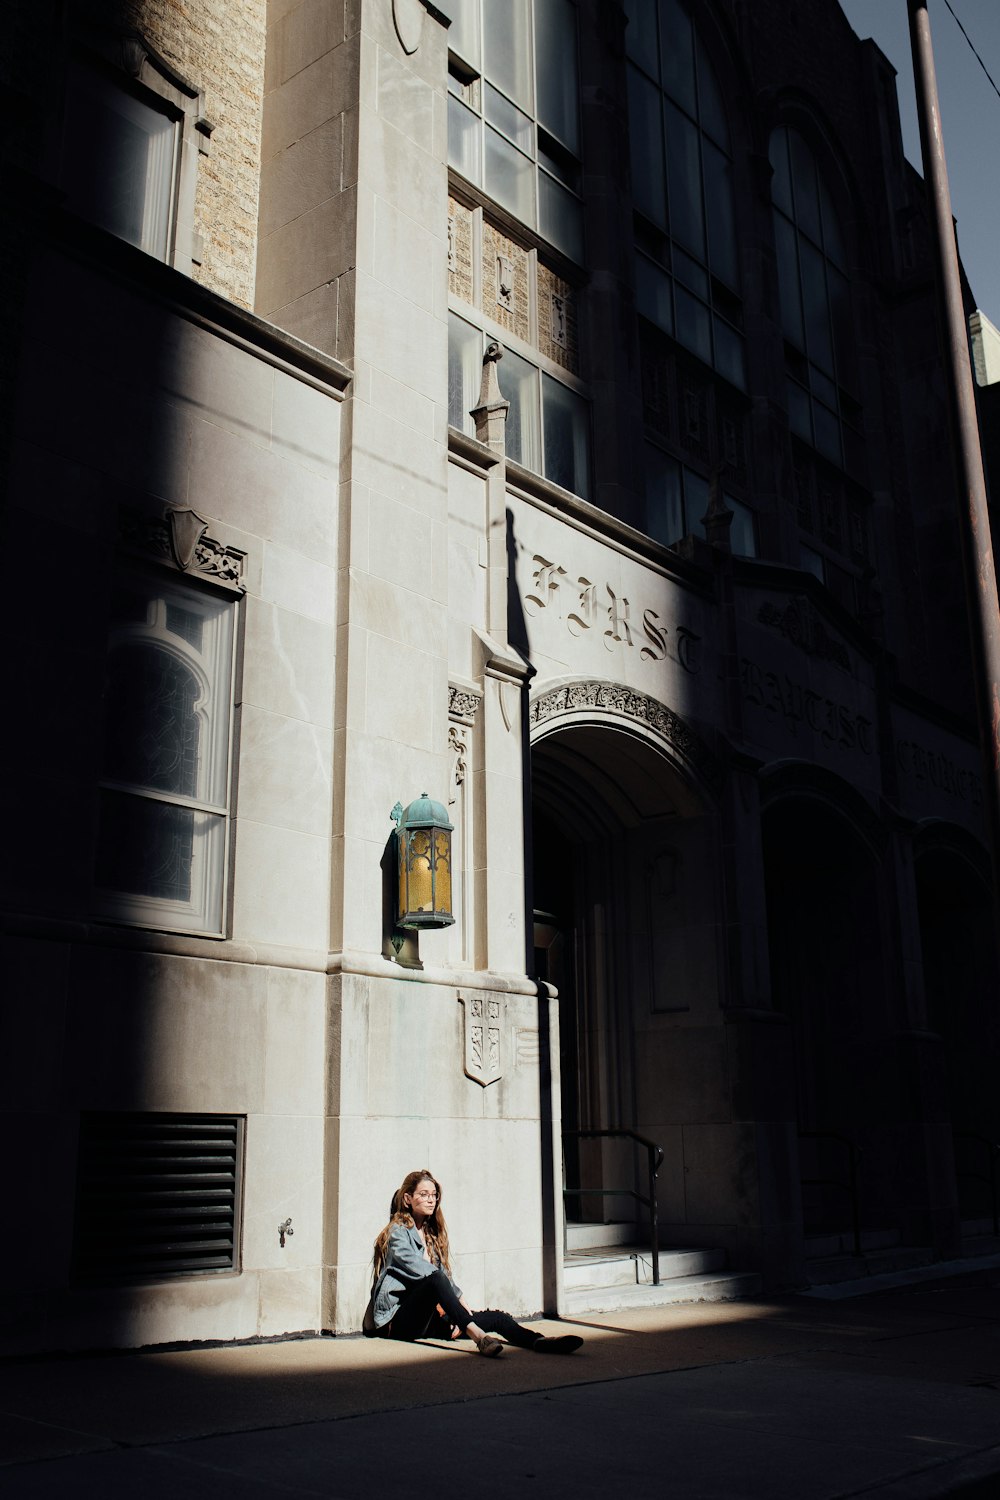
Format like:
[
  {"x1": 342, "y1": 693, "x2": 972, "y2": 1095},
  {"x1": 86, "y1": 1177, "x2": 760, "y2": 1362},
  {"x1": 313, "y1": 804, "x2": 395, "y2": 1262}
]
[{"x1": 387, "y1": 1268, "x2": 540, "y2": 1349}]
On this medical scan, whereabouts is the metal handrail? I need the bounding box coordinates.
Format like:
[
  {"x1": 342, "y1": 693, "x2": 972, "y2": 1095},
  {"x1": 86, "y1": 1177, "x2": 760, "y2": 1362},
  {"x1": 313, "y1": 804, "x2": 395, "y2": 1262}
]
[
  {"x1": 563, "y1": 1128, "x2": 664, "y2": 1286},
  {"x1": 954, "y1": 1131, "x2": 1000, "y2": 1236},
  {"x1": 798, "y1": 1130, "x2": 863, "y2": 1257}
]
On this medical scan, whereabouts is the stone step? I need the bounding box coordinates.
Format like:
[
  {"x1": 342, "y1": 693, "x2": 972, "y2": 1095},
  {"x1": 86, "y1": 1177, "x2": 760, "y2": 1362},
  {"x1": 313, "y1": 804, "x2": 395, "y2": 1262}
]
[
  {"x1": 564, "y1": 1245, "x2": 726, "y2": 1291},
  {"x1": 806, "y1": 1244, "x2": 933, "y2": 1286},
  {"x1": 563, "y1": 1270, "x2": 762, "y2": 1314},
  {"x1": 804, "y1": 1228, "x2": 901, "y2": 1259},
  {"x1": 565, "y1": 1221, "x2": 640, "y2": 1252},
  {"x1": 961, "y1": 1217, "x2": 1000, "y2": 1240},
  {"x1": 962, "y1": 1233, "x2": 1000, "y2": 1258}
]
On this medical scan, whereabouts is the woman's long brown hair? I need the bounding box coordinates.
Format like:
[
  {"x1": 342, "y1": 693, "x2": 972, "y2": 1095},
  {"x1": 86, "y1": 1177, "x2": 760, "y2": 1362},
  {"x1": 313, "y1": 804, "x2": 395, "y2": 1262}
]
[{"x1": 372, "y1": 1169, "x2": 452, "y2": 1279}]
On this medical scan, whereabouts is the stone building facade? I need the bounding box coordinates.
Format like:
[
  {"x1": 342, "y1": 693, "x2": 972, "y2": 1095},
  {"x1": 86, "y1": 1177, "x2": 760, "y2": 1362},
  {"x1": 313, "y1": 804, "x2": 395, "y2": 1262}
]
[{"x1": 2, "y1": 0, "x2": 997, "y2": 1354}]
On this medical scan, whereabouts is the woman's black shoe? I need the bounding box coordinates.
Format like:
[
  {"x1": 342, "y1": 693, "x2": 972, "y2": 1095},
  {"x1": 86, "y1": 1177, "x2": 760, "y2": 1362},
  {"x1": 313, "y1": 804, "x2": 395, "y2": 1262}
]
[{"x1": 531, "y1": 1334, "x2": 583, "y2": 1354}]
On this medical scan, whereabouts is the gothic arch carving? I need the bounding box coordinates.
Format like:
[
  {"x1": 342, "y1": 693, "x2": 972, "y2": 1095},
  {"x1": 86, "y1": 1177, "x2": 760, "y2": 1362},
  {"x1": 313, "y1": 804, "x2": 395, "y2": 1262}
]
[{"x1": 528, "y1": 679, "x2": 723, "y2": 796}]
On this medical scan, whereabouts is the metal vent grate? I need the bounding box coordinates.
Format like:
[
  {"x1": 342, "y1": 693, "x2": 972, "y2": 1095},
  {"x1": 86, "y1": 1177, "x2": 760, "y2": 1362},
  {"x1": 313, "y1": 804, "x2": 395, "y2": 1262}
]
[{"x1": 73, "y1": 1112, "x2": 244, "y2": 1283}]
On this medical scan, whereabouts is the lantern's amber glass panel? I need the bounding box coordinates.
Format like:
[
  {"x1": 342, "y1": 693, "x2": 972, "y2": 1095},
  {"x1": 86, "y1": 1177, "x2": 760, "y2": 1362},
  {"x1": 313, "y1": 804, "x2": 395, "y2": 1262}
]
[
  {"x1": 433, "y1": 829, "x2": 452, "y2": 913},
  {"x1": 404, "y1": 830, "x2": 435, "y2": 914}
]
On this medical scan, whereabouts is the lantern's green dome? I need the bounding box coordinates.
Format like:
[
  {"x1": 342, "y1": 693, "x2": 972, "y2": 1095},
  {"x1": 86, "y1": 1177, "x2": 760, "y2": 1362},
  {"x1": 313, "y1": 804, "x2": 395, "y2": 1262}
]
[{"x1": 399, "y1": 793, "x2": 453, "y2": 831}]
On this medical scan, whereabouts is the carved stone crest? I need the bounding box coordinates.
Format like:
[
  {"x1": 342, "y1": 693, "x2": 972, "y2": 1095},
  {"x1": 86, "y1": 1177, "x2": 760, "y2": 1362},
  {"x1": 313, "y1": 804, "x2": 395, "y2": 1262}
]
[
  {"x1": 459, "y1": 992, "x2": 503, "y2": 1087},
  {"x1": 392, "y1": 0, "x2": 424, "y2": 54},
  {"x1": 119, "y1": 504, "x2": 246, "y2": 593}
]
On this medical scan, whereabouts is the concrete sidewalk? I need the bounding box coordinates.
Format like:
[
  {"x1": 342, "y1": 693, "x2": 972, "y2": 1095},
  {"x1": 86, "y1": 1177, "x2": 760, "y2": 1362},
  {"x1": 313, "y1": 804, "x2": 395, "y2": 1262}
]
[{"x1": 4, "y1": 1268, "x2": 1000, "y2": 1498}]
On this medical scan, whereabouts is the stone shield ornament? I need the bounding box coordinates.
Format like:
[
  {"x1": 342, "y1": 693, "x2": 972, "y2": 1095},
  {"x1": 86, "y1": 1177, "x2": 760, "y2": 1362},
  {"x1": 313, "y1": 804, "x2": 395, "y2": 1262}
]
[
  {"x1": 459, "y1": 992, "x2": 503, "y2": 1087},
  {"x1": 393, "y1": 0, "x2": 424, "y2": 54}
]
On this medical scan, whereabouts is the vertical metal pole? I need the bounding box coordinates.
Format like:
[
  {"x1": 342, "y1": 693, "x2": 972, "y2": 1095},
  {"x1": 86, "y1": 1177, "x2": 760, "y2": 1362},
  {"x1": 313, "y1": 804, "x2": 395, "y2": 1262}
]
[
  {"x1": 649, "y1": 1147, "x2": 661, "y2": 1286},
  {"x1": 907, "y1": 0, "x2": 1000, "y2": 924}
]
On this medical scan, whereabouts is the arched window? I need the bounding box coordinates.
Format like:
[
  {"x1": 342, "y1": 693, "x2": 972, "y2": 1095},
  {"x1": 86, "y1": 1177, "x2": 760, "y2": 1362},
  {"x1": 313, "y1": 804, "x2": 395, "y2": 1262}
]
[
  {"x1": 94, "y1": 574, "x2": 236, "y2": 934},
  {"x1": 770, "y1": 125, "x2": 862, "y2": 473},
  {"x1": 626, "y1": 0, "x2": 744, "y2": 389}
]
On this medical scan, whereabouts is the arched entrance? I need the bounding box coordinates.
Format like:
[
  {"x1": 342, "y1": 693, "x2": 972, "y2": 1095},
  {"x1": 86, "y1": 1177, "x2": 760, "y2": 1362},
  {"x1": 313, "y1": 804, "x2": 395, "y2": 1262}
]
[
  {"x1": 530, "y1": 690, "x2": 722, "y2": 1232},
  {"x1": 915, "y1": 831, "x2": 1000, "y2": 1224},
  {"x1": 761, "y1": 779, "x2": 899, "y2": 1239}
]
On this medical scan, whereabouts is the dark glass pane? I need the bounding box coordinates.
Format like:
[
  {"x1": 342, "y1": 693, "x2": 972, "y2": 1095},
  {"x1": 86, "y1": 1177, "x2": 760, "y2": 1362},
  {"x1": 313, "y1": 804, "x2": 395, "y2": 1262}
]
[
  {"x1": 787, "y1": 377, "x2": 812, "y2": 442},
  {"x1": 703, "y1": 139, "x2": 737, "y2": 287},
  {"x1": 104, "y1": 643, "x2": 200, "y2": 797},
  {"x1": 774, "y1": 214, "x2": 803, "y2": 346},
  {"x1": 539, "y1": 172, "x2": 583, "y2": 261},
  {"x1": 542, "y1": 375, "x2": 590, "y2": 498},
  {"x1": 500, "y1": 347, "x2": 541, "y2": 470},
  {"x1": 828, "y1": 266, "x2": 856, "y2": 388},
  {"x1": 664, "y1": 99, "x2": 704, "y2": 258},
  {"x1": 800, "y1": 238, "x2": 834, "y2": 372},
  {"x1": 675, "y1": 284, "x2": 712, "y2": 364},
  {"x1": 713, "y1": 318, "x2": 746, "y2": 390},
  {"x1": 813, "y1": 401, "x2": 842, "y2": 465},
  {"x1": 809, "y1": 364, "x2": 837, "y2": 410},
  {"x1": 635, "y1": 253, "x2": 673, "y2": 334},
  {"x1": 728, "y1": 497, "x2": 757, "y2": 558},
  {"x1": 96, "y1": 790, "x2": 195, "y2": 902},
  {"x1": 819, "y1": 177, "x2": 847, "y2": 269},
  {"x1": 769, "y1": 126, "x2": 793, "y2": 215},
  {"x1": 644, "y1": 445, "x2": 684, "y2": 545},
  {"x1": 683, "y1": 467, "x2": 710, "y2": 532},
  {"x1": 625, "y1": 0, "x2": 658, "y2": 71},
  {"x1": 535, "y1": 0, "x2": 579, "y2": 154},
  {"x1": 628, "y1": 67, "x2": 667, "y2": 227},
  {"x1": 800, "y1": 545, "x2": 825, "y2": 581},
  {"x1": 789, "y1": 129, "x2": 821, "y2": 244},
  {"x1": 695, "y1": 35, "x2": 728, "y2": 148},
  {"x1": 673, "y1": 244, "x2": 708, "y2": 297},
  {"x1": 659, "y1": 0, "x2": 696, "y2": 115}
]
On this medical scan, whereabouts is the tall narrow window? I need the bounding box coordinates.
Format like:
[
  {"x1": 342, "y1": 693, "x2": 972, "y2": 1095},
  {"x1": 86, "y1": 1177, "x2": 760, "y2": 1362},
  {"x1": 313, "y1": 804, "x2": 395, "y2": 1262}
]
[
  {"x1": 447, "y1": 0, "x2": 583, "y2": 261},
  {"x1": 60, "y1": 59, "x2": 179, "y2": 261},
  {"x1": 626, "y1": 0, "x2": 744, "y2": 388},
  {"x1": 94, "y1": 573, "x2": 236, "y2": 935},
  {"x1": 770, "y1": 126, "x2": 863, "y2": 474}
]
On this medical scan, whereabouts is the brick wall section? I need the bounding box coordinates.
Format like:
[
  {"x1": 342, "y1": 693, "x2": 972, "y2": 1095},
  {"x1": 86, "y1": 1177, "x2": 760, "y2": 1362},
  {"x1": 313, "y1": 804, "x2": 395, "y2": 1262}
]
[{"x1": 123, "y1": 0, "x2": 266, "y2": 307}]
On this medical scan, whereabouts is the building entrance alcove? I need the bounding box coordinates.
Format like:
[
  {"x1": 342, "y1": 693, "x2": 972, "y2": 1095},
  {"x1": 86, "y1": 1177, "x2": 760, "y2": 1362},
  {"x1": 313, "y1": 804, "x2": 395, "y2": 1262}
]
[
  {"x1": 530, "y1": 714, "x2": 720, "y2": 1240},
  {"x1": 915, "y1": 835, "x2": 1000, "y2": 1228},
  {"x1": 763, "y1": 789, "x2": 911, "y2": 1249}
]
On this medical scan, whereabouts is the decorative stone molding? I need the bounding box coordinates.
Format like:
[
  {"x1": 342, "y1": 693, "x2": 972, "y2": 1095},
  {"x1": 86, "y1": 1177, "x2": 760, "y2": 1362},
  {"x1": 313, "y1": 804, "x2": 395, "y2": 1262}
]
[
  {"x1": 448, "y1": 723, "x2": 468, "y2": 804},
  {"x1": 448, "y1": 684, "x2": 483, "y2": 725},
  {"x1": 119, "y1": 505, "x2": 247, "y2": 593},
  {"x1": 529, "y1": 680, "x2": 723, "y2": 792},
  {"x1": 459, "y1": 992, "x2": 503, "y2": 1087}
]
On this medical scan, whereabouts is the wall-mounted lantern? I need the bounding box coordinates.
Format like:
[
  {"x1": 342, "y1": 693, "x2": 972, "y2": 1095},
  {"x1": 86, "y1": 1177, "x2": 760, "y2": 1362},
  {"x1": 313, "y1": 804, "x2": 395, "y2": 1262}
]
[{"x1": 390, "y1": 794, "x2": 455, "y2": 930}]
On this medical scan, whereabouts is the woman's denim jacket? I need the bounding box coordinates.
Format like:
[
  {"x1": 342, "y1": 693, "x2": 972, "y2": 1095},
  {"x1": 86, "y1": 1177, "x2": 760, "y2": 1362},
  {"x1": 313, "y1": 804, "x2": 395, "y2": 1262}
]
[{"x1": 364, "y1": 1224, "x2": 461, "y2": 1333}]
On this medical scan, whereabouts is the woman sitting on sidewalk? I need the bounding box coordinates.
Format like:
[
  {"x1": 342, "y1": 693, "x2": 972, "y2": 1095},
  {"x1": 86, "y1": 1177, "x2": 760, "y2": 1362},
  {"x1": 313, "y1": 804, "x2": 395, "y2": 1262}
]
[{"x1": 364, "y1": 1168, "x2": 582, "y2": 1358}]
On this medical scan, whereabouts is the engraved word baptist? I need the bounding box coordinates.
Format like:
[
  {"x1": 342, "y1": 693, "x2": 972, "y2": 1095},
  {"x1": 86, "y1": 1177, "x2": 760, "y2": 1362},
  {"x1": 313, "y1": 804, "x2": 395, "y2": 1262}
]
[
  {"x1": 741, "y1": 658, "x2": 873, "y2": 753},
  {"x1": 524, "y1": 555, "x2": 701, "y2": 672}
]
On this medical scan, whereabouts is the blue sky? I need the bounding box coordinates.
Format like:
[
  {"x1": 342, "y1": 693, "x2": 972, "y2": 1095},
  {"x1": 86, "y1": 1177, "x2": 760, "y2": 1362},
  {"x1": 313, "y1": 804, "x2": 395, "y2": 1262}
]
[{"x1": 838, "y1": 0, "x2": 1000, "y2": 322}]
